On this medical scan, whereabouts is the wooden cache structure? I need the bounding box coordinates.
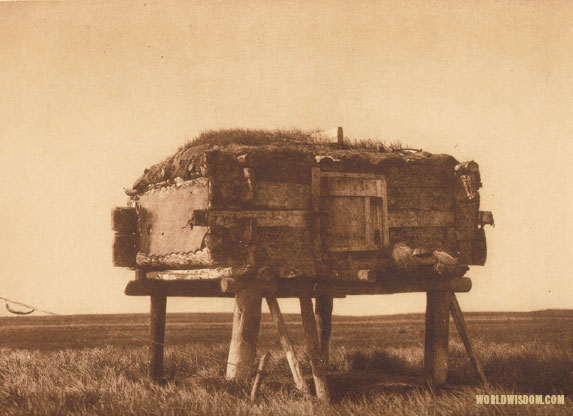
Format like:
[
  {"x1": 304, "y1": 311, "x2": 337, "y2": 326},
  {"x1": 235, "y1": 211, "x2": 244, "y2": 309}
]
[{"x1": 112, "y1": 129, "x2": 493, "y2": 399}]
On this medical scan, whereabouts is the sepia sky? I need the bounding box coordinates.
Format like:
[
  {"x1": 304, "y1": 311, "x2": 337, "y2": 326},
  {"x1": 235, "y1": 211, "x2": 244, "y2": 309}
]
[{"x1": 0, "y1": 0, "x2": 571, "y2": 316}]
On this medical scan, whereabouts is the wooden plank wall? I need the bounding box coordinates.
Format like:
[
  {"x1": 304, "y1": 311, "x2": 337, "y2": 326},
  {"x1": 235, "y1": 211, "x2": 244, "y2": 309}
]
[{"x1": 132, "y1": 151, "x2": 465, "y2": 273}]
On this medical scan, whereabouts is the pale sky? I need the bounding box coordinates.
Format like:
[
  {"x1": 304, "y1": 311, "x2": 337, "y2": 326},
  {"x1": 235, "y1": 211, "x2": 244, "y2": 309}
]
[{"x1": 0, "y1": 0, "x2": 571, "y2": 316}]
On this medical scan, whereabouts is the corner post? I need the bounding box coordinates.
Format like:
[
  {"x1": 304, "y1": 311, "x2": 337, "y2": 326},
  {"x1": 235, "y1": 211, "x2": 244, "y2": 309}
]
[
  {"x1": 149, "y1": 294, "x2": 167, "y2": 383},
  {"x1": 424, "y1": 290, "x2": 450, "y2": 388},
  {"x1": 226, "y1": 284, "x2": 262, "y2": 381},
  {"x1": 314, "y1": 296, "x2": 333, "y2": 364}
]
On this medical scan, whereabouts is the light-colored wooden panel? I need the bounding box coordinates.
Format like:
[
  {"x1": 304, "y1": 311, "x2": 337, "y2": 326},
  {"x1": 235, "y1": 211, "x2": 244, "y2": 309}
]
[
  {"x1": 388, "y1": 210, "x2": 454, "y2": 228},
  {"x1": 138, "y1": 179, "x2": 209, "y2": 256}
]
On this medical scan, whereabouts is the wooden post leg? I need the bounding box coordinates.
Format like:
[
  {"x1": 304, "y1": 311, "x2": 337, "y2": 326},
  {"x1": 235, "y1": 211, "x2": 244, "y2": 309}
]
[
  {"x1": 226, "y1": 286, "x2": 262, "y2": 381},
  {"x1": 299, "y1": 297, "x2": 330, "y2": 401},
  {"x1": 424, "y1": 290, "x2": 450, "y2": 388},
  {"x1": 266, "y1": 297, "x2": 308, "y2": 392},
  {"x1": 450, "y1": 294, "x2": 487, "y2": 385},
  {"x1": 314, "y1": 296, "x2": 333, "y2": 365},
  {"x1": 149, "y1": 294, "x2": 167, "y2": 383}
]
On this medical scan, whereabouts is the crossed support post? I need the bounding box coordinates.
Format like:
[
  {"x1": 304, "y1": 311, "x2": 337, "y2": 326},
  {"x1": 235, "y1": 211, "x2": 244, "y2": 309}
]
[
  {"x1": 222, "y1": 276, "x2": 333, "y2": 400},
  {"x1": 424, "y1": 290, "x2": 487, "y2": 387}
]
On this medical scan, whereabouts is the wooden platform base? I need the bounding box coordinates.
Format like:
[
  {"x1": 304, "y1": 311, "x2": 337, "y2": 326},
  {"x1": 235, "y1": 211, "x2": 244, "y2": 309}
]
[
  {"x1": 125, "y1": 275, "x2": 471, "y2": 298},
  {"x1": 126, "y1": 275, "x2": 484, "y2": 400}
]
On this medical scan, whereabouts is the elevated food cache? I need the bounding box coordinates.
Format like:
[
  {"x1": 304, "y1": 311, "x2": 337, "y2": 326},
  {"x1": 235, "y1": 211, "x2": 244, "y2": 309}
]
[
  {"x1": 114, "y1": 129, "x2": 489, "y2": 279},
  {"x1": 112, "y1": 129, "x2": 493, "y2": 393}
]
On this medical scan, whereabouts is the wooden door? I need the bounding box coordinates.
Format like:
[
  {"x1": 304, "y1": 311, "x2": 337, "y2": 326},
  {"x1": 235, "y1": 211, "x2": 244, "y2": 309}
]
[{"x1": 320, "y1": 172, "x2": 389, "y2": 252}]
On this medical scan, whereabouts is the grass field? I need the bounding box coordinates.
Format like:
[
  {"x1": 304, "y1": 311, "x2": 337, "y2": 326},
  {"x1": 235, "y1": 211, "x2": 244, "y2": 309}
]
[{"x1": 0, "y1": 309, "x2": 571, "y2": 415}]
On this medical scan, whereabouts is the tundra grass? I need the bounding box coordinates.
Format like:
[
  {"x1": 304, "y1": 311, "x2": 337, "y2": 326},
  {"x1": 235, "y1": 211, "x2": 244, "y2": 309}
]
[{"x1": 0, "y1": 311, "x2": 571, "y2": 415}]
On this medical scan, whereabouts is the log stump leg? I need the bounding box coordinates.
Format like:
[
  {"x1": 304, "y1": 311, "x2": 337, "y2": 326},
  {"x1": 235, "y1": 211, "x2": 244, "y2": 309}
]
[
  {"x1": 149, "y1": 294, "x2": 167, "y2": 383},
  {"x1": 424, "y1": 290, "x2": 450, "y2": 388},
  {"x1": 299, "y1": 297, "x2": 330, "y2": 401},
  {"x1": 226, "y1": 286, "x2": 262, "y2": 381},
  {"x1": 314, "y1": 296, "x2": 333, "y2": 365}
]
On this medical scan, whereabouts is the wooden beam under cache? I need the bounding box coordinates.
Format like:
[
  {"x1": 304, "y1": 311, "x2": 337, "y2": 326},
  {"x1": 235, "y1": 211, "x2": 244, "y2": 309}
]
[{"x1": 125, "y1": 276, "x2": 471, "y2": 298}]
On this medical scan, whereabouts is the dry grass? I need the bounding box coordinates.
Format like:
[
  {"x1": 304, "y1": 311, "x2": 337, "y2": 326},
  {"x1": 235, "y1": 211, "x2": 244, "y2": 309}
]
[
  {"x1": 180, "y1": 128, "x2": 405, "y2": 153},
  {"x1": 0, "y1": 311, "x2": 571, "y2": 415}
]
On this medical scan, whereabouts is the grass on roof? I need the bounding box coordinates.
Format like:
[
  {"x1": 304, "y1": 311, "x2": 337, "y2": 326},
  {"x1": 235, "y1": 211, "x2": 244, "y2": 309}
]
[{"x1": 178, "y1": 128, "x2": 407, "y2": 153}]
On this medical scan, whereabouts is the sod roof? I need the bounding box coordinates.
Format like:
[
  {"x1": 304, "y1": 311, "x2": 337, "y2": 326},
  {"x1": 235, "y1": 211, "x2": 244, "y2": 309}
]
[{"x1": 129, "y1": 128, "x2": 455, "y2": 194}]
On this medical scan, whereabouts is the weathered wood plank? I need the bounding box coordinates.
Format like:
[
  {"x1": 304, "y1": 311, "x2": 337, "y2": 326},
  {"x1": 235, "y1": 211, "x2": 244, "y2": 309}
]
[
  {"x1": 364, "y1": 197, "x2": 373, "y2": 246},
  {"x1": 112, "y1": 233, "x2": 137, "y2": 268},
  {"x1": 266, "y1": 297, "x2": 308, "y2": 391},
  {"x1": 126, "y1": 276, "x2": 471, "y2": 298},
  {"x1": 322, "y1": 196, "x2": 367, "y2": 251},
  {"x1": 387, "y1": 187, "x2": 453, "y2": 211},
  {"x1": 385, "y1": 166, "x2": 453, "y2": 188},
  {"x1": 111, "y1": 207, "x2": 137, "y2": 233},
  {"x1": 389, "y1": 210, "x2": 454, "y2": 228},
  {"x1": 226, "y1": 286, "x2": 263, "y2": 381},
  {"x1": 299, "y1": 297, "x2": 330, "y2": 401},
  {"x1": 207, "y1": 210, "x2": 310, "y2": 228},
  {"x1": 454, "y1": 201, "x2": 480, "y2": 240},
  {"x1": 254, "y1": 227, "x2": 316, "y2": 278},
  {"x1": 322, "y1": 176, "x2": 381, "y2": 197},
  {"x1": 424, "y1": 291, "x2": 450, "y2": 387},
  {"x1": 326, "y1": 276, "x2": 471, "y2": 296},
  {"x1": 378, "y1": 179, "x2": 390, "y2": 246},
  {"x1": 126, "y1": 279, "x2": 234, "y2": 297},
  {"x1": 149, "y1": 295, "x2": 167, "y2": 383},
  {"x1": 311, "y1": 168, "x2": 323, "y2": 262},
  {"x1": 472, "y1": 228, "x2": 487, "y2": 266},
  {"x1": 250, "y1": 182, "x2": 310, "y2": 209},
  {"x1": 321, "y1": 171, "x2": 385, "y2": 179}
]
